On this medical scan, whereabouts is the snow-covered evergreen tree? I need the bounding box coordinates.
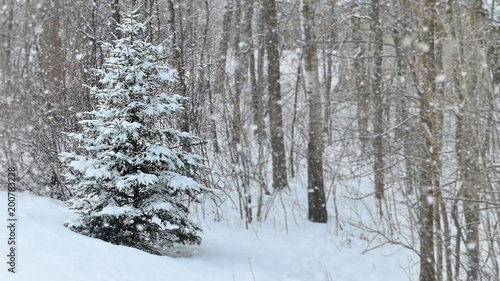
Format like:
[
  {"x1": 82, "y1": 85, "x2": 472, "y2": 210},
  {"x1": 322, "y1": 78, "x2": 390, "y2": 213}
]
[{"x1": 60, "y1": 13, "x2": 204, "y2": 255}]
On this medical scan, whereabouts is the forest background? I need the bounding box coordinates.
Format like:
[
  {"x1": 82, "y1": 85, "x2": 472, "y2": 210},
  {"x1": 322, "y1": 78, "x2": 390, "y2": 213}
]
[{"x1": 2, "y1": 0, "x2": 500, "y2": 281}]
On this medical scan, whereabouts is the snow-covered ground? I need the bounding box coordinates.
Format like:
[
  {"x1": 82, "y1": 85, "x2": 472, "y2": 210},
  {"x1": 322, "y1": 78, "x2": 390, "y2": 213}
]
[{"x1": 0, "y1": 189, "x2": 415, "y2": 281}]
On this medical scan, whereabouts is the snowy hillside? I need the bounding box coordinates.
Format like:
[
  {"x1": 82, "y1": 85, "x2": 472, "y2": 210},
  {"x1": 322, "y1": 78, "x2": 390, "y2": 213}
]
[{"x1": 0, "y1": 190, "x2": 414, "y2": 281}]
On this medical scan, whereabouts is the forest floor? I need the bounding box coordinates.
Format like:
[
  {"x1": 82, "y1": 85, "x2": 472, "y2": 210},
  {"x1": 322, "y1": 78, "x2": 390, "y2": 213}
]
[{"x1": 0, "y1": 183, "x2": 416, "y2": 281}]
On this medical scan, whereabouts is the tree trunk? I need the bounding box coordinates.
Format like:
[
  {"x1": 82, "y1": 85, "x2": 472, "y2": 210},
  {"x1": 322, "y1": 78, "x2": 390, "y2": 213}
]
[
  {"x1": 2, "y1": 0, "x2": 14, "y2": 90},
  {"x1": 352, "y1": 9, "x2": 369, "y2": 151},
  {"x1": 245, "y1": 0, "x2": 266, "y2": 142},
  {"x1": 301, "y1": 0, "x2": 327, "y2": 223},
  {"x1": 419, "y1": 0, "x2": 440, "y2": 280},
  {"x1": 454, "y1": 3, "x2": 483, "y2": 280},
  {"x1": 167, "y1": 0, "x2": 189, "y2": 136},
  {"x1": 322, "y1": 0, "x2": 337, "y2": 144},
  {"x1": 371, "y1": 0, "x2": 385, "y2": 212},
  {"x1": 263, "y1": 0, "x2": 288, "y2": 191},
  {"x1": 231, "y1": 0, "x2": 242, "y2": 146},
  {"x1": 111, "y1": 0, "x2": 121, "y2": 38},
  {"x1": 211, "y1": 0, "x2": 234, "y2": 153}
]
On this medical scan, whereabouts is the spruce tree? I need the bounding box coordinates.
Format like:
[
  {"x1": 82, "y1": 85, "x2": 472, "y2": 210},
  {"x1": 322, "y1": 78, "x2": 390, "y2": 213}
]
[{"x1": 60, "y1": 13, "x2": 203, "y2": 255}]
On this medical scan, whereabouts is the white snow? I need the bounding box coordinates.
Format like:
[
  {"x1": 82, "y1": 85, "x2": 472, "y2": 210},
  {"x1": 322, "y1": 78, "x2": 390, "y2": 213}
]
[
  {"x1": 100, "y1": 205, "x2": 139, "y2": 216},
  {"x1": 436, "y1": 74, "x2": 447, "y2": 83},
  {"x1": 116, "y1": 173, "x2": 158, "y2": 190},
  {"x1": 163, "y1": 172, "x2": 202, "y2": 191},
  {"x1": 416, "y1": 42, "x2": 430, "y2": 52},
  {"x1": 0, "y1": 191, "x2": 413, "y2": 281},
  {"x1": 466, "y1": 241, "x2": 478, "y2": 251},
  {"x1": 158, "y1": 69, "x2": 177, "y2": 82},
  {"x1": 151, "y1": 202, "x2": 173, "y2": 211},
  {"x1": 402, "y1": 36, "x2": 413, "y2": 48}
]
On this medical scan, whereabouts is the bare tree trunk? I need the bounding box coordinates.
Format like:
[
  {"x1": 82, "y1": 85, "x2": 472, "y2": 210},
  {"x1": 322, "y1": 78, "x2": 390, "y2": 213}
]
[
  {"x1": 352, "y1": 8, "x2": 369, "y2": 151},
  {"x1": 146, "y1": 0, "x2": 156, "y2": 43},
  {"x1": 419, "y1": 159, "x2": 437, "y2": 281},
  {"x1": 41, "y1": 0, "x2": 65, "y2": 96},
  {"x1": 110, "y1": 0, "x2": 121, "y2": 38},
  {"x1": 455, "y1": 3, "x2": 482, "y2": 281},
  {"x1": 38, "y1": 0, "x2": 68, "y2": 199},
  {"x1": 290, "y1": 61, "x2": 302, "y2": 179},
  {"x1": 393, "y1": 1, "x2": 418, "y2": 197},
  {"x1": 456, "y1": 104, "x2": 481, "y2": 281},
  {"x1": 232, "y1": 0, "x2": 252, "y2": 223},
  {"x1": 245, "y1": 0, "x2": 266, "y2": 142},
  {"x1": 256, "y1": 0, "x2": 266, "y2": 124},
  {"x1": 211, "y1": 0, "x2": 234, "y2": 153},
  {"x1": 231, "y1": 0, "x2": 242, "y2": 146},
  {"x1": 419, "y1": 0, "x2": 439, "y2": 280},
  {"x1": 371, "y1": 0, "x2": 385, "y2": 214},
  {"x1": 263, "y1": 0, "x2": 288, "y2": 191},
  {"x1": 323, "y1": 0, "x2": 337, "y2": 144},
  {"x1": 392, "y1": 5, "x2": 417, "y2": 195},
  {"x1": 433, "y1": 19, "x2": 447, "y2": 281},
  {"x1": 2, "y1": 0, "x2": 14, "y2": 90},
  {"x1": 454, "y1": 60, "x2": 481, "y2": 281},
  {"x1": 452, "y1": 2, "x2": 484, "y2": 279},
  {"x1": 167, "y1": 0, "x2": 189, "y2": 136},
  {"x1": 301, "y1": 0, "x2": 327, "y2": 223},
  {"x1": 323, "y1": 49, "x2": 333, "y2": 145}
]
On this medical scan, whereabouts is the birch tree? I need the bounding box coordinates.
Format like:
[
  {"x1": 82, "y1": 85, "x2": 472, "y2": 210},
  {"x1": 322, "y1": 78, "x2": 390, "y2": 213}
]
[{"x1": 300, "y1": 0, "x2": 327, "y2": 223}]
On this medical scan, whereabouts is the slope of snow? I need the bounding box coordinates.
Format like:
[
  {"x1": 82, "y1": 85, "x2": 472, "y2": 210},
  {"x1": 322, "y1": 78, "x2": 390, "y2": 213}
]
[{"x1": 0, "y1": 191, "x2": 414, "y2": 281}]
